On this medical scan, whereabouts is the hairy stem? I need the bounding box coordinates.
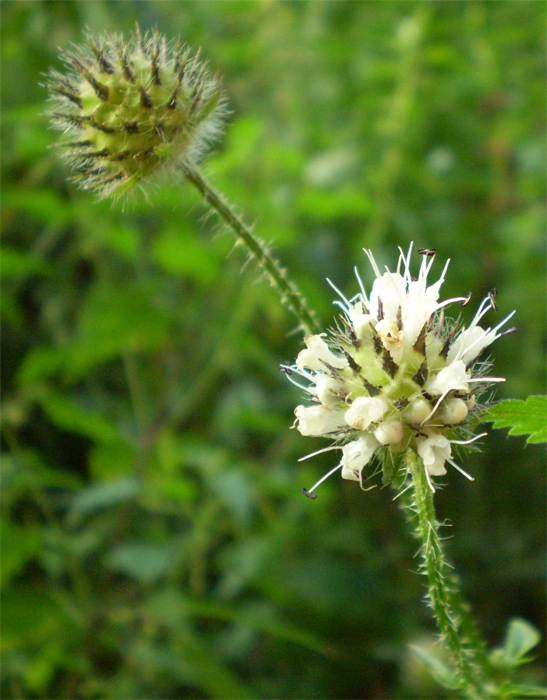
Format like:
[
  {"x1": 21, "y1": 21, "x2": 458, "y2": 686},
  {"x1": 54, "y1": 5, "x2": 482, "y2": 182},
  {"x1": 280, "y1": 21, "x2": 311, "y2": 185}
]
[
  {"x1": 182, "y1": 163, "x2": 321, "y2": 336},
  {"x1": 401, "y1": 449, "x2": 493, "y2": 698}
]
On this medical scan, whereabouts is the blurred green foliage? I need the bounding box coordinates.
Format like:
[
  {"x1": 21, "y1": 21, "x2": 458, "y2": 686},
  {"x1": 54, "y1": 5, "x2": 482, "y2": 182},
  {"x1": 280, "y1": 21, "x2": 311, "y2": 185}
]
[{"x1": 1, "y1": 1, "x2": 545, "y2": 698}]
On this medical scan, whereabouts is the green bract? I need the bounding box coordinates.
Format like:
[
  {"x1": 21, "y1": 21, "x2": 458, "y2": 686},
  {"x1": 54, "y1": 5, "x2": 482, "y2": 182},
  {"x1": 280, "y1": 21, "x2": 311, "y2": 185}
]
[{"x1": 46, "y1": 27, "x2": 226, "y2": 199}]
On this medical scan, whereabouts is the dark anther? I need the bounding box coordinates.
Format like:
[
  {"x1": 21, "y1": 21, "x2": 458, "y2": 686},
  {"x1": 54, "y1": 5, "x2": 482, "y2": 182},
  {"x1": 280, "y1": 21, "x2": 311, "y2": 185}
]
[
  {"x1": 394, "y1": 397, "x2": 409, "y2": 410},
  {"x1": 279, "y1": 365, "x2": 292, "y2": 375},
  {"x1": 461, "y1": 292, "x2": 472, "y2": 307},
  {"x1": 488, "y1": 289, "x2": 498, "y2": 311},
  {"x1": 418, "y1": 248, "x2": 436, "y2": 257},
  {"x1": 498, "y1": 326, "x2": 517, "y2": 338},
  {"x1": 139, "y1": 86, "x2": 153, "y2": 109},
  {"x1": 302, "y1": 488, "x2": 318, "y2": 500}
]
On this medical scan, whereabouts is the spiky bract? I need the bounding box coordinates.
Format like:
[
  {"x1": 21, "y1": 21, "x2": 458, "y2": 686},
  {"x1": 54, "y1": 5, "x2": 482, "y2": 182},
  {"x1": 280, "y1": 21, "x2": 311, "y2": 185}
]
[{"x1": 46, "y1": 27, "x2": 227, "y2": 199}]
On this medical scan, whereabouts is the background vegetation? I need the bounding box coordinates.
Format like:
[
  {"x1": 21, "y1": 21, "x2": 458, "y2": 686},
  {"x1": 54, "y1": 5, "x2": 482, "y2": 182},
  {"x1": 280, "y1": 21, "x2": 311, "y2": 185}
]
[{"x1": 2, "y1": 1, "x2": 545, "y2": 698}]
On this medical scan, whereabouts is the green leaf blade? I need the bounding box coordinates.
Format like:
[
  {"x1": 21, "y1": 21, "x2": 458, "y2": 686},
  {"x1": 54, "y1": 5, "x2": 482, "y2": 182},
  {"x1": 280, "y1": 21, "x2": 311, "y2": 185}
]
[{"x1": 484, "y1": 396, "x2": 547, "y2": 444}]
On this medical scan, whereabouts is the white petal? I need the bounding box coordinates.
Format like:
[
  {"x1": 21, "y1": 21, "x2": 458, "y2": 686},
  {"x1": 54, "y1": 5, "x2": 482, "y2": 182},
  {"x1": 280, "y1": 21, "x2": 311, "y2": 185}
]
[
  {"x1": 416, "y1": 434, "x2": 451, "y2": 476},
  {"x1": 295, "y1": 405, "x2": 345, "y2": 437},
  {"x1": 314, "y1": 375, "x2": 344, "y2": 408},
  {"x1": 425, "y1": 360, "x2": 470, "y2": 396},
  {"x1": 344, "y1": 396, "x2": 389, "y2": 431},
  {"x1": 340, "y1": 435, "x2": 379, "y2": 481},
  {"x1": 296, "y1": 335, "x2": 346, "y2": 371}
]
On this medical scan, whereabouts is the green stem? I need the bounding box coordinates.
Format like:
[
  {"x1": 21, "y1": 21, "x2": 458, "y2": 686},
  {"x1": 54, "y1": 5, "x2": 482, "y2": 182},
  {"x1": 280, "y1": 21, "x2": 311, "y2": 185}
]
[
  {"x1": 182, "y1": 163, "x2": 321, "y2": 336},
  {"x1": 401, "y1": 449, "x2": 493, "y2": 699}
]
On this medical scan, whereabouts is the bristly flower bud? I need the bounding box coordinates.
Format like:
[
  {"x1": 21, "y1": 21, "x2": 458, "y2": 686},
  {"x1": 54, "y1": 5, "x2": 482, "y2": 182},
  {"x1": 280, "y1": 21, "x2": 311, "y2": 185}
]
[
  {"x1": 284, "y1": 244, "x2": 516, "y2": 496},
  {"x1": 45, "y1": 26, "x2": 227, "y2": 199}
]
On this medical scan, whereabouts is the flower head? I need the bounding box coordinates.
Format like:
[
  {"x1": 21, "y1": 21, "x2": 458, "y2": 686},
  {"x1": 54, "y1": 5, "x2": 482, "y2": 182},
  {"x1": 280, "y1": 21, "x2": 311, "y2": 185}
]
[
  {"x1": 285, "y1": 245, "x2": 515, "y2": 496},
  {"x1": 45, "y1": 27, "x2": 227, "y2": 199}
]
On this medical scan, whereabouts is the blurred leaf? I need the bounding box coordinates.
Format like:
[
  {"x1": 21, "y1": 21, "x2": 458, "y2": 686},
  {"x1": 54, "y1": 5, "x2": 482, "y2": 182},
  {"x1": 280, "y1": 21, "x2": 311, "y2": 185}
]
[
  {"x1": 1, "y1": 586, "x2": 74, "y2": 650},
  {"x1": 67, "y1": 282, "x2": 171, "y2": 377},
  {"x1": 88, "y1": 439, "x2": 137, "y2": 480},
  {"x1": 0, "y1": 520, "x2": 41, "y2": 586},
  {"x1": 39, "y1": 392, "x2": 119, "y2": 443},
  {"x1": 410, "y1": 644, "x2": 460, "y2": 690},
  {"x1": 105, "y1": 541, "x2": 179, "y2": 583},
  {"x1": 152, "y1": 223, "x2": 221, "y2": 284},
  {"x1": 67, "y1": 477, "x2": 141, "y2": 525},
  {"x1": 485, "y1": 396, "x2": 547, "y2": 444},
  {"x1": 499, "y1": 683, "x2": 547, "y2": 698},
  {"x1": 503, "y1": 618, "x2": 542, "y2": 662},
  {"x1": 1, "y1": 247, "x2": 50, "y2": 279},
  {"x1": 147, "y1": 589, "x2": 336, "y2": 658}
]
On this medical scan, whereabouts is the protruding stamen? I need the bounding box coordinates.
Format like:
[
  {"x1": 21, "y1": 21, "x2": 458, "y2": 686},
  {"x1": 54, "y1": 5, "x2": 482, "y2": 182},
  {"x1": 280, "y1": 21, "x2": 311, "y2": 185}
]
[
  {"x1": 303, "y1": 463, "x2": 343, "y2": 498},
  {"x1": 446, "y1": 457, "x2": 474, "y2": 481}
]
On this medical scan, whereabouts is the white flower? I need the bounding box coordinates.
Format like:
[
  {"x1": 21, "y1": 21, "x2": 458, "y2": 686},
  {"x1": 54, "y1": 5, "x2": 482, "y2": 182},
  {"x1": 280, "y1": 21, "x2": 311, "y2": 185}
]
[
  {"x1": 341, "y1": 435, "x2": 379, "y2": 481},
  {"x1": 425, "y1": 360, "x2": 471, "y2": 397},
  {"x1": 344, "y1": 396, "x2": 389, "y2": 431},
  {"x1": 296, "y1": 334, "x2": 346, "y2": 372},
  {"x1": 286, "y1": 244, "x2": 515, "y2": 497},
  {"x1": 294, "y1": 405, "x2": 345, "y2": 437},
  {"x1": 416, "y1": 433, "x2": 451, "y2": 476}
]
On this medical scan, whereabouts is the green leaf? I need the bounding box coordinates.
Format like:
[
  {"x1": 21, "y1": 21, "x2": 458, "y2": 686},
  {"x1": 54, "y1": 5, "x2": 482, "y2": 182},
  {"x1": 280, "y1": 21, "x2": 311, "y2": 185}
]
[
  {"x1": 67, "y1": 477, "x2": 142, "y2": 525},
  {"x1": 491, "y1": 618, "x2": 543, "y2": 672},
  {"x1": 503, "y1": 617, "x2": 542, "y2": 662},
  {"x1": 105, "y1": 542, "x2": 178, "y2": 583},
  {"x1": 0, "y1": 519, "x2": 41, "y2": 586},
  {"x1": 499, "y1": 683, "x2": 547, "y2": 698},
  {"x1": 484, "y1": 396, "x2": 547, "y2": 444},
  {"x1": 410, "y1": 644, "x2": 461, "y2": 690}
]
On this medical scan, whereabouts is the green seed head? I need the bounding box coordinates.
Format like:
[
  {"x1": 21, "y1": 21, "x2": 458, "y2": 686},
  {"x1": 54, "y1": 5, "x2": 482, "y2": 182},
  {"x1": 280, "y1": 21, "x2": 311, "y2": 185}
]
[{"x1": 46, "y1": 27, "x2": 227, "y2": 199}]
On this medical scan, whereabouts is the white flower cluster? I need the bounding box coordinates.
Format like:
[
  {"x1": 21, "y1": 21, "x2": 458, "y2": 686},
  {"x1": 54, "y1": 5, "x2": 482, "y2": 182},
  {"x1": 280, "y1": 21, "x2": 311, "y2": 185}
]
[{"x1": 285, "y1": 245, "x2": 515, "y2": 496}]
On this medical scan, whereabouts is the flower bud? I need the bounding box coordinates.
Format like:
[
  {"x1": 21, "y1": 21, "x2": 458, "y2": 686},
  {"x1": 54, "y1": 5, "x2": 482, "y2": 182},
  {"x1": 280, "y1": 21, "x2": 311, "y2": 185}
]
[
  {"x1": 404, "y1": 397, "x2": 433, "y2": 426},
  {"x1": 46, "y1": 27, "x2": 227, "y2": 199},
  {"x1": 435, "y1": 398, "x2": 468, "y2": 426},
  {"x1": 374, "y1": 420, "x2": 404, "y2": 445}
]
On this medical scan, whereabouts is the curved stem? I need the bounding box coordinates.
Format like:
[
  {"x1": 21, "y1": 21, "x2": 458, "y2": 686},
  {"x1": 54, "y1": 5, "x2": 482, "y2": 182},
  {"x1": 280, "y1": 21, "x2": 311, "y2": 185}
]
[
  {"x1": 182, "y1": 163, "x2": 321, "y2": 336},
  {"x1": 401, "y1": 449, "x2": 493, "y2": 698}
]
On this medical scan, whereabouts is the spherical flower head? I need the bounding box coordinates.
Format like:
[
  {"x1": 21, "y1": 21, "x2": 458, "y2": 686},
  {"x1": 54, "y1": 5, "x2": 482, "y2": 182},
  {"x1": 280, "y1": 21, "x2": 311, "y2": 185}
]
[
  {"x1": 45, "y1": 27, "x2": 227, "y2": 199},
  {"x1": 285, "y1": 244, "x2": 516, "y2": 497}
]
